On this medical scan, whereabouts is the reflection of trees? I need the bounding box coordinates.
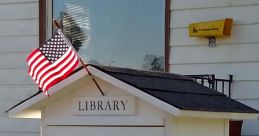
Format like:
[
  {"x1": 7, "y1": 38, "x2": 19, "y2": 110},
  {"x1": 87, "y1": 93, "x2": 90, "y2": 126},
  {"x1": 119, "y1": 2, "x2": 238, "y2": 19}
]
[
  {"x1": 150, "y1": 57, "x2": 163, "y2": 71},
  {"x1": 142, "y1": 54, "x2": 164, "y2": 71},
  {"x1": 87, "y1": 59, "x2": 115, "y2": 66},
  {"x1": 60, "y1": 12, "x2": 86, "y2": 51},
  {"x1": 88, "y1": 59, "x2": 100, "y2": 65}
]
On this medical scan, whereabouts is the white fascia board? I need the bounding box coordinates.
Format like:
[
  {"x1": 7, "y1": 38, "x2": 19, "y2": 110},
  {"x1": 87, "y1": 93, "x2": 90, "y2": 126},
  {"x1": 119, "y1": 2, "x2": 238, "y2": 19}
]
[
  {"x1": 180, "y1": 110, "x2": 259, "y2": 120},
  {"x1": 8, "y1": 68, "x2": 87, "y2": 118},
  {"x1": 88, "y1": 66, "x2": 181, "y2": 116}
]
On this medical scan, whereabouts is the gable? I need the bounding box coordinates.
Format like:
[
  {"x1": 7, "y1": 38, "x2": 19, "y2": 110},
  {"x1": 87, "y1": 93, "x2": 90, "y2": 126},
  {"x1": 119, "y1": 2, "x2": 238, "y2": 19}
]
[{"x1": 44, "y1": 76, "x2": 170, "y2": 126}]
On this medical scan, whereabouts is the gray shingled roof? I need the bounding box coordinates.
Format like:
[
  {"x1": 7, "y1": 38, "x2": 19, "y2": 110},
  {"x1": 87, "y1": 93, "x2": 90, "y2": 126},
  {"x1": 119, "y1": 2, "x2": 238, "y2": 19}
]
[
  {"x1": 7, "y1": 65, "x2": 259, "y2": 114},
  {"x1": 92, "y1": 65, "x2": 259, "y2": 113}
]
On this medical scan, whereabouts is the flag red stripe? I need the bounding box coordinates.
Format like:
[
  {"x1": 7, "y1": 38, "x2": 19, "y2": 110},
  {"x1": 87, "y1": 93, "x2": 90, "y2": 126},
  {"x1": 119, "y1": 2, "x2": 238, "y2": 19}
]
[
  {"x1": 41, "y1": 51, "x2": 78, "y2": 90},
  {"x1": 44, "y1": 55, "x2": 79, "y2": 91},
  {"x1": 27, "y1": 50, "x2": 43, "y2": 75},
  {"x1": 32, "y1": 60, "x2": 50, "y2": 80},
  {"x1": 33, "y1": 61, "x2": 50, "y2": 81},
  {"x1": 27, "y1": 49, "x2": 51, "y2": 81},
  {"x1": 38, "y1": 48, "x2": 75, "y2": 88},
  {"x1": 26, "y1": 48, "x2": 41, "y2": 63},
  {"x1": 36, "y1": 47, "x2": 73, "y2": 85},
  {"x1": 30, "y1": 57, "x2": 49, "y2": 79},
  {"x1": 44, "y1": 61, "x2": 78, "y2": 91}
]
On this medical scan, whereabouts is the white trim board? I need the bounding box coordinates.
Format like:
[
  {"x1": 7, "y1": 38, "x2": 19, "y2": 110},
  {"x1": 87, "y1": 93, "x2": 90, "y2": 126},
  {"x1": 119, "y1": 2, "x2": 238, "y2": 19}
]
[{"x1": 179, "y1": 110, "x2": 259, "y2": 120}]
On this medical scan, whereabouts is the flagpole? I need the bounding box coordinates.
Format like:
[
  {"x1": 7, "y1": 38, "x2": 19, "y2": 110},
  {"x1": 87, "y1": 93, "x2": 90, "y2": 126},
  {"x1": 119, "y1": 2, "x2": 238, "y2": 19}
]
[{"x1": 53, "y1": 19, "x2": 105, "y2": 96}]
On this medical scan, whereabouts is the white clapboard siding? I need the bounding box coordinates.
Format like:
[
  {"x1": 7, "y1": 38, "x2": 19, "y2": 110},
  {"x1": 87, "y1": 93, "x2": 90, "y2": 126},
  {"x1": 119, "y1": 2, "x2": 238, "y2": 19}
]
[
  {"x1": 0, "y1": 36, "x2": 38, "y2": 52},
  {"x1": 0, "y1": 132, "x2": 39, "y2": 136},
  {"x1": 0, "y1": 19, "x2": 38, "y2": 37},
  {"x1": 0, "y1": 85, "x2": 37, "y2": 101},
  {"x1": 171, "y1": 5, "x2": 259, "y2": 28},
  {"x1": 0, "y1": 0, "x2": 39, "y2": 136},
  {"x1": 0, "y1": 0, "x2": 37, "y2": 4},
  {"x1": 0, "y1": 53, "x2": 29, "y2": 69},
  {"x1": 170, "y1": 62, "x2": 259, "y2": 81},
  {"x1": 231, "y1": 81, "x2": 259, "y2": 100},
  {"x1": 0, "y1": 69, "x2": 33, "y2": 85},
  {"x1": 0, "y1": 117, "x2": 40, "y2": 132},
  {"x1": 0, "y1": 101, "x2": 21, "y2": 115},
  {"x1": 170, "y1": 43, "x2": 259, "y2": 64},
  {"x1": 171, "y1": 0, "x2": 259, "y2": 10},
  {"x1": 170, "y1": 24, "x2": 259, "y2": 46},
  {"x1": 0, "y1": 131, "x2": 40, "y2": 136},
  {"x1": 0, "y1": 2, "x2": 38, "y2": 20},
  {"x1": 170, "y1": 1, "x2": 259, "y2": 136},
  {"x1": 242, "y1": 120, "x2": 259, "y2": 136}
]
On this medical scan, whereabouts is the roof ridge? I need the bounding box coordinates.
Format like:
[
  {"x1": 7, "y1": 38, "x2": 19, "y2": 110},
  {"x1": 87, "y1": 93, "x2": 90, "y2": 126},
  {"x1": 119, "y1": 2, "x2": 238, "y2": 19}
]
[
  {"x1": 142, "y1": 88, "x2": 225, "y2": 96},
  {"x1": 89, "y1": 64, "x2": 193, "y2": 81},
  {"x1": 106, "y1": 70, "x2": 192, "y2": 81}
]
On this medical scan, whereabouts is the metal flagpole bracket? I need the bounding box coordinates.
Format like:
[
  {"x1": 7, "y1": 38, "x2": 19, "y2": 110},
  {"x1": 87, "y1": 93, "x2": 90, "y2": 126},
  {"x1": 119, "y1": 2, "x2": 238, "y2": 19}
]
[{"x1": 207, "y1": 36, "x2": 216, "y2": 47}]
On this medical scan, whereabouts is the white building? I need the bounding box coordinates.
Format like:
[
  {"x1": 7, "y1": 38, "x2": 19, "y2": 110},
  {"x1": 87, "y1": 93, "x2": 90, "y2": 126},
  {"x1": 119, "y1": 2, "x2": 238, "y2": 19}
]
[{"x1": 0, "y1": 0, "x2": 259, "y2": 136}]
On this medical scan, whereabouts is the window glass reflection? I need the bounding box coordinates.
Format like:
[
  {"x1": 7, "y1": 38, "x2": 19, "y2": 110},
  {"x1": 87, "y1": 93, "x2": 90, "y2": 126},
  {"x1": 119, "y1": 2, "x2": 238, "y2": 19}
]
[{"x1": 53, "y1": 0, "x2": 165, "y2": 71}]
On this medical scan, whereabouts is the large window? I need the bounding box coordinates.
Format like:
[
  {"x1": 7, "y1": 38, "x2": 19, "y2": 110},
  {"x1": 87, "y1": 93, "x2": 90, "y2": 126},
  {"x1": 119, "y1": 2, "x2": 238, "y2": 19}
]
[{"x1": 52, "y1": 0, "x2": 165, "y2": 71}]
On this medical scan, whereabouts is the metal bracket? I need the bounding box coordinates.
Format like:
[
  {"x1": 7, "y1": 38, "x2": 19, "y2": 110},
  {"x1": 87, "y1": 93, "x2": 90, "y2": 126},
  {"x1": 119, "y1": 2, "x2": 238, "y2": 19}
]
[{"x1": 208, "y1": 37, "x2": 216, "y2": 47}]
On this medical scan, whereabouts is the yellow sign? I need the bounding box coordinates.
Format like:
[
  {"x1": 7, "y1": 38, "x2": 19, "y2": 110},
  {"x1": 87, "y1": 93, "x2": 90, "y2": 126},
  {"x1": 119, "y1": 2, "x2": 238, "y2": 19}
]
[{"x1": 189, "y1": 18, "x2": 233, "y2": 37}]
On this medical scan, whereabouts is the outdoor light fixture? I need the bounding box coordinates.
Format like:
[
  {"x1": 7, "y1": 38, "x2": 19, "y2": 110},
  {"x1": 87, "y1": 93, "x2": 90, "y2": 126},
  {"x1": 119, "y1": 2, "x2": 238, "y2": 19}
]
[{"x1": 189, "y1": 18, "x2": 233, "y2": 47}]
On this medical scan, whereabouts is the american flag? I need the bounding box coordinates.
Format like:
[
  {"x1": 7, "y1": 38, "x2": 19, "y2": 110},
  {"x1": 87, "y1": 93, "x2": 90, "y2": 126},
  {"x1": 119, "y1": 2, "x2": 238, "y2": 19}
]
[{"x1": 26, "y1": 30, "x2": 79, "y2": 95}]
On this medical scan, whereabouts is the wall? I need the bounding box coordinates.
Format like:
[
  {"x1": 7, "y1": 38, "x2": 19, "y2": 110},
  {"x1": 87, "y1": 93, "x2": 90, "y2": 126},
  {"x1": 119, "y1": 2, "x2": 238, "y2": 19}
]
[
  {"x1": 169, "y1": 0, "x2": 259, "y2": 135},
  {"x1": 0, "y1": 0, "x2": 40, "y2": 136},
  {"x1": 43, "y1": 76, "x2": 169, "y2": 125}
]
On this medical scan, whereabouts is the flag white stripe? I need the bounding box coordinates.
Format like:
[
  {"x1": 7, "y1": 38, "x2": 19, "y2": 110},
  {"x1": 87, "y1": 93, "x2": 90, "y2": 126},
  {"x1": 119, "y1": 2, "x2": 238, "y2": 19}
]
[
  {"x1": 28, "y1": 51, "x2": 41, "y2": 66},
  {"x1": 39, "y1": 49, "x2": 76, "y2": 88},
  {"x1": 42, "y1": 54, "x2": 78, "y2": 91},
  {"x1": 38, "y1": 48, "x2": 74, "y2": 87},
  {"x1": 32, "y1": 60, "x2": 49, "y2": 80},
  {"x1": 29, "y1": 55, "x2": 46, "y2": 76},
  {"x1": 35, "y1": 47, "x2": 73, "y2": 84}
]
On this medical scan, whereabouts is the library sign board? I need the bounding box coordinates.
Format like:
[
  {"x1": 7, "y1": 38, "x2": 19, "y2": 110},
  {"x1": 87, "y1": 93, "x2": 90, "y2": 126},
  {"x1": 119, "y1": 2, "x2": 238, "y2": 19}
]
[{"x1": 72, "y1": 96, "x2": 136, "y2": 115}]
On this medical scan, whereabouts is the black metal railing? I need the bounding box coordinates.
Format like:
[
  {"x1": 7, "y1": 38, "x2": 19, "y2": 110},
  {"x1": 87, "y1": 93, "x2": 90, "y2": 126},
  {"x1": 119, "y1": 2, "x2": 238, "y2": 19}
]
[{"x1": 186, "y1": 74, "x2": 233, "y2": 97}]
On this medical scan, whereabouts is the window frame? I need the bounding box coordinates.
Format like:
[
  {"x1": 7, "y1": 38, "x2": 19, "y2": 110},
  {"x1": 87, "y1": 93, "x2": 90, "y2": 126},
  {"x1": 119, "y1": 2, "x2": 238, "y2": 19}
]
[{"x1": 39, "y1": 0, "x2": 171, "y2": 72}]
